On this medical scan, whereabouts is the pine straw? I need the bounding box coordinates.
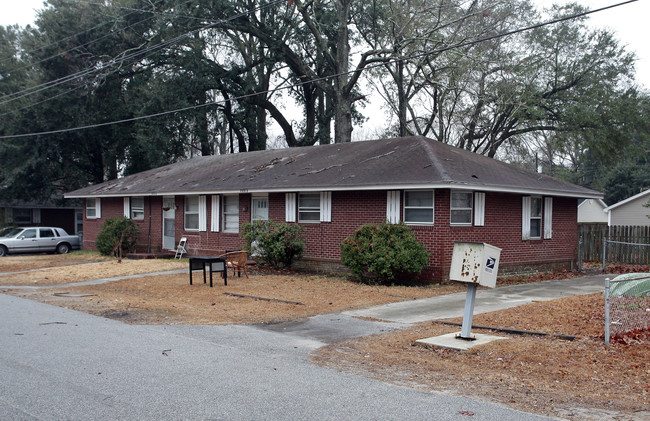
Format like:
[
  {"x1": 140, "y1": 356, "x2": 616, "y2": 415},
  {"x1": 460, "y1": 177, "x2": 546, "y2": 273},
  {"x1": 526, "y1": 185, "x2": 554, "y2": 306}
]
[
  {"x1": 4, "y1": 272, "x2": 463, "y2": 325},
  {"x1": 0, "y1": 253, "x2": 112, "y2": 273},
  {"x1": 311, "y1": 293, "x2": 650, "y2": 421},
  {"x1": 0, "y1": 257, "x2": 187, "y2": 286}
]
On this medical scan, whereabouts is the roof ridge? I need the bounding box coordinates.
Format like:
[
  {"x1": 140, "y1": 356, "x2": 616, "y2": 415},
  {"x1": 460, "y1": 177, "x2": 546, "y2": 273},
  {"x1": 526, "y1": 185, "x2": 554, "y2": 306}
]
[{"x1": 419, "y1": 137, "x2": 452, "y2": 182}]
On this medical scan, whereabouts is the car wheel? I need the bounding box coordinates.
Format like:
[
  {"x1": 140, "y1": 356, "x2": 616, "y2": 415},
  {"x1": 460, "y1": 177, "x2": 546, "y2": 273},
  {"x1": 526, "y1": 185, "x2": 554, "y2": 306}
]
[
  {"x1": 56, "y1": 243, "x2": 70, "y2": 254},
  {"x1": 0, "y1": 245, "x2": 7, "y2": 257}
]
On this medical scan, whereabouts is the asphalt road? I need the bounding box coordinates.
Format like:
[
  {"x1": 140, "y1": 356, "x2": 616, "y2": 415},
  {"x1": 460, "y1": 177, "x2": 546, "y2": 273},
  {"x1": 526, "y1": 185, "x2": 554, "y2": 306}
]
[{"x1": 0, "y1": 293, "x2": 557, "y2": 421}]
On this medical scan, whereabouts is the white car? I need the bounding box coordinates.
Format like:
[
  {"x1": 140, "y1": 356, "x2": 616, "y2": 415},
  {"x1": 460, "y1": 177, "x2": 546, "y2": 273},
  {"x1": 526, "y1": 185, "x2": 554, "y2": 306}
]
[{"x1": 0, "y1": 227, "x2": 81, "y2": 256}]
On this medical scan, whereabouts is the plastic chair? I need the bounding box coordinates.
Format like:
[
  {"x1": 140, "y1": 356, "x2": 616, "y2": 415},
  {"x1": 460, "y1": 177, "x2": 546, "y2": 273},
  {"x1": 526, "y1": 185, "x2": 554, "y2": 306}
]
[
  {"x1": 224, "y1": 250, "x2": 249, "y2": 278},
  {"x1": 175, "y1": 237, "x2": 187, "y2": 259}
]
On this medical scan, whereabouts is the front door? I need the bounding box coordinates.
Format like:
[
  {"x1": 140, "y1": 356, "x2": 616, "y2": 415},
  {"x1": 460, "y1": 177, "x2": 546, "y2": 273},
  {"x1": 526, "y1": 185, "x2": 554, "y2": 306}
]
[
  {"x1": 162, "y1": 197, "x2": 175, "y2": 250},
  {"x1": 252, "y1": 197, "x2": 268, "y2": 221}
]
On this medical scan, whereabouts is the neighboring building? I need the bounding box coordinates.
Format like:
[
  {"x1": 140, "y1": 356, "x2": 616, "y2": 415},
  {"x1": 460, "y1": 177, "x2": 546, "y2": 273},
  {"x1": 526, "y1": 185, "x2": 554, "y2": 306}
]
[
  {"x1": 65, "y1": 136, "x2": 602, "y2": 281},
  {"x1": 578, "y1": 198, "x2": 608, "y2": 224},
  {"x1": 604, "y1": 189, "x2": 650, "y2": 226},
  {"x1": 1, "y1": 199, "x2": 83, "y2": 235}
]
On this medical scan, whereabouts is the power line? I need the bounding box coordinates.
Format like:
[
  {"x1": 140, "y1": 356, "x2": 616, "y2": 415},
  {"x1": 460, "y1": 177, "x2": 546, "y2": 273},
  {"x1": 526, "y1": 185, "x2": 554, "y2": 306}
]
[
  {"x1": 0, "y1": 0, "x2": 637, "y2": 140},
  {"x1": 68, "y1": 0, "x2": 223, "y2": 21},
  {"x1": 0, "y1": 0, "x2": 285, "y2": 107},
  {"x1": 0, "y1": 0, "x2": 166, "y2": 67}
]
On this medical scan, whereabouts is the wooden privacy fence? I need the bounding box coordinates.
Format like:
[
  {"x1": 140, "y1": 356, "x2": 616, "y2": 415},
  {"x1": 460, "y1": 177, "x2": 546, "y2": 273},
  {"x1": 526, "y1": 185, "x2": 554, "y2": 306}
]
[{"x1": 579, "y1": 224, "x2": 650, "y2": 265}]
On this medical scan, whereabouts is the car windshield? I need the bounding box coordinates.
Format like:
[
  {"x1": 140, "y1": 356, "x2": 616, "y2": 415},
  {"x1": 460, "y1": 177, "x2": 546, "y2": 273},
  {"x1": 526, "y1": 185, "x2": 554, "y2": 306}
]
[{"x1": 3, "y1": 228, "x2": 24, "y2": 238}]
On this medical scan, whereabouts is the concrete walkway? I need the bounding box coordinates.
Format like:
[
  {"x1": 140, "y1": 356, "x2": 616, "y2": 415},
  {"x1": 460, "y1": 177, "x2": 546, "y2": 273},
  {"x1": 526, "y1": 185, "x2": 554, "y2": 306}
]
[{"x1": 344, "y1": 274, "x2": 608, "y2": 323}]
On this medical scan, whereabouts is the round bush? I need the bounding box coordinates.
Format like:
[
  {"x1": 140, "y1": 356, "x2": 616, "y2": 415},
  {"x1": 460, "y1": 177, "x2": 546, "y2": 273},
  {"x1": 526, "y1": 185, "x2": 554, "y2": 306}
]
[
  {"x1": 95, "y1": 217, "x2": 139, "y2": 257},
  {"x1": 241, "y1": 220, "x2": 305, "y2": 268},
  {"x1": 340, "y1": 221, "x2": 429, "y2": 283}
]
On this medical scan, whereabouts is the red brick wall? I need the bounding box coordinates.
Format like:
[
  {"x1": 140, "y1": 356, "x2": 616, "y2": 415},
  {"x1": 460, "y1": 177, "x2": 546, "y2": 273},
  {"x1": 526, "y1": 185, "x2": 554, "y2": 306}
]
[{"x1": 83, "y1": 190, "x2": 578, "y2": 282}]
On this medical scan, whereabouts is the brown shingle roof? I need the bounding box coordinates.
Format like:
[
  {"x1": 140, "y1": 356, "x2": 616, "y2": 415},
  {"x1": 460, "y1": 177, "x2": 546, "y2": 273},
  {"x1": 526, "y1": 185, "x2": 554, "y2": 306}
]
[{"x1": 65, "y1": 136, "x2": 602, "y2": 198}]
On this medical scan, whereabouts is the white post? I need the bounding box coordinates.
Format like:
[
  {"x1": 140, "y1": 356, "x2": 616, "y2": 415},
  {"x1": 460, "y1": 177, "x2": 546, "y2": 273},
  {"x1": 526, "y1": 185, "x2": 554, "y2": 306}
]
[{"x1": 459, "y1": 283, "x2": 478, "y2": 340}]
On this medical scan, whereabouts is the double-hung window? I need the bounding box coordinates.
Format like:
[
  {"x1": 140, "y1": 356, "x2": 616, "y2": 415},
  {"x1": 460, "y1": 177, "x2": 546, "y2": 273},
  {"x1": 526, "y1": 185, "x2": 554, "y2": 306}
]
[
  {"x1": 522, "y1": 196, "x2": 544, "y2": 240},
  {"x1": 86, "y1": 198, "x2": 101, "y2": 219},
  {"x1": 530, "y1": 197, "x2": 542, "y2": 239},
  {"x1": 404, "y1": 190, "x2": 434, "y2": 224},
  {"x1": 222, "y1": 195, "x2": 240, "y2": 233},
  {"x1": 298, "y1": 193, "x2": 320, "y2": 222},
  {"x1": 450, "y1": 191, "x2": 473, "y2": 225},
  {"x1": 184, "y1": 196, "x2": 199, "y2": 230},
  {"x1": 131, "y1": 197, "x2": 145, "y2": 220}
]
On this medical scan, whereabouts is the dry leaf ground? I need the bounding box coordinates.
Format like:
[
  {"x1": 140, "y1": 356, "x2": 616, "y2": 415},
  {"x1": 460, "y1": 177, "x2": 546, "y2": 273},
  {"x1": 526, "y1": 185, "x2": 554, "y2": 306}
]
[{"x1": 1, "y1": 253, "x2": 648, "y2": 420}]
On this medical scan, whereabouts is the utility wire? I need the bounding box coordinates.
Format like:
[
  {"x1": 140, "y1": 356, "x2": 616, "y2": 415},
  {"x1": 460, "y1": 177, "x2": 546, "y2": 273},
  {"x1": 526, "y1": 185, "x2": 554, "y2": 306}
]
[
  {"x1": 0, "y1": 0, "x2": 166, "y2": 67},
  {"x1": 0, "y1": 0, "x2": 285, "y2": 106},
  {"x1": 0, "y1": 0, "x2": 637, "y2": 140},
  {"x1": 2, "y1": 0, "x2": 506, "y2": 114},
  {"x1": 69, "y1": 0, "x2": 224, "y2": 21}
]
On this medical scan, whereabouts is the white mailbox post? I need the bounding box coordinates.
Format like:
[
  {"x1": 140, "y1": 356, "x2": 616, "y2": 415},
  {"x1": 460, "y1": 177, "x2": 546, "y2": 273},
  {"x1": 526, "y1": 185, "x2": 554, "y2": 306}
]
[{"x1": 449, "y1": 242, "x2": 502, "y2": 339}]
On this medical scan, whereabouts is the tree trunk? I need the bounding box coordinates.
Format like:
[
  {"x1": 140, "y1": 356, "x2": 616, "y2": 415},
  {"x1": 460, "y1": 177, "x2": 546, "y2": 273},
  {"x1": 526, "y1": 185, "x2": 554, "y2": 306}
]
[{"x1": 333, "y1": 0, "x2": 352, "y2": 143}]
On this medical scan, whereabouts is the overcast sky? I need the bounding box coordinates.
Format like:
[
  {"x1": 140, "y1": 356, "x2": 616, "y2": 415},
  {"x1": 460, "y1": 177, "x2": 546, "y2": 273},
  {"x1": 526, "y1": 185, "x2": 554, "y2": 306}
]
[{"x1": 1, "y1": 0, "x2": 648, "y2": 88}]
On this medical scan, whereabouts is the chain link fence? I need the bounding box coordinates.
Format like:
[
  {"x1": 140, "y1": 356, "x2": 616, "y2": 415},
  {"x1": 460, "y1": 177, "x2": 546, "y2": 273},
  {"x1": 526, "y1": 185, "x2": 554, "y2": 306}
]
[{"x1": 605, "y1": 274, "x2": 650, "y2": 344}]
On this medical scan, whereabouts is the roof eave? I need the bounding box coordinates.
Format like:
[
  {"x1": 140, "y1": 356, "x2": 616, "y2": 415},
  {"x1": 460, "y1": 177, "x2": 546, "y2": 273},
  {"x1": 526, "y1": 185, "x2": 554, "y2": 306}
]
[{"x1": 64, "y1": 182, "x2": 602, "y2": 200}]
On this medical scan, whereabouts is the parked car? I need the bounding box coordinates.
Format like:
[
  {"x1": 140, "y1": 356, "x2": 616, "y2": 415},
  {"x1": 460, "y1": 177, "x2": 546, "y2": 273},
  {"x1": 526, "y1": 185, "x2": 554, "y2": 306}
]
[{"x1": 0, "y1": 227, "x2": 81, "y2": 256}]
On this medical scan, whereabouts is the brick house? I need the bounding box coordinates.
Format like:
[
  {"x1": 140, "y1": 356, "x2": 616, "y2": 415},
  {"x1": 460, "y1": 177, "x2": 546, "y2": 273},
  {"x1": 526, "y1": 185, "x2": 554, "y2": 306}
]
[{"x1": 65, "y1": 136, "x2": 602, "y2": 281}]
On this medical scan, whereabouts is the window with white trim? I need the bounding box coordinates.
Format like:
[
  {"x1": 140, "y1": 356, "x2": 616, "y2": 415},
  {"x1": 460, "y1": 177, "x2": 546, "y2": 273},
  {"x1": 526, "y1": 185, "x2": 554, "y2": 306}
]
[
  {"x1": 184, "y1": 196, "x2": 199, "y2": 230},
  {"x1": 222, "y1": 195, "x2": 240, "y2": 233},
  {"x1": 404, "y1": 190, "x2": 434, "y2": 224},
  {"x1": 86, "y1": 198, "x2": 100, "y2": 219},
  {"x1": 450, "y1": 191, "x2": 473, "y2": 225},
  {"x1": 298, "y1": 193, "x2": 320, "y2": 222},
  {"x1": 131, "y1": 197, "x2": 145, "y2": 220},
  {"x1": 530, "y1": 197, "x2": 542, "y2": 238}
]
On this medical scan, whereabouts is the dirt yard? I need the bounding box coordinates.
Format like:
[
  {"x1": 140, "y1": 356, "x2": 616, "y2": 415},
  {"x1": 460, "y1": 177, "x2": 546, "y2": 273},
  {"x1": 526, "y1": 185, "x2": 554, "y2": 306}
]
[{"x1": 1, "y1": 253, "x2": 648, "y2": 420}]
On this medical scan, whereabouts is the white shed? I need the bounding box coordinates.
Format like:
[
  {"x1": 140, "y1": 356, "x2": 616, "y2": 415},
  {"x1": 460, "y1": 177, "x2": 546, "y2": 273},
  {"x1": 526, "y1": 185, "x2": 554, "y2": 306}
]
[
  {"x1": 578, "y1": 198, "x2": 608, "y2": 224},
  {"x1": 604, "y1": 189, "x2": 650, "y2": 226}
]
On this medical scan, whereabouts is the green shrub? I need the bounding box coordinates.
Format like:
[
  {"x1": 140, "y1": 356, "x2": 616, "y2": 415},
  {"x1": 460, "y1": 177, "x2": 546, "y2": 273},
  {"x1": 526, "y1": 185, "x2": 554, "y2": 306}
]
[
  {"x1": 340, "y1": 221, "x2": 429, "y2": 283},
  {"x1": 241, "y1": 220, "x2": 305, "y2": 268},
  {"x1": 95, "y1": 217, "x2": 139, "y2": 257}
]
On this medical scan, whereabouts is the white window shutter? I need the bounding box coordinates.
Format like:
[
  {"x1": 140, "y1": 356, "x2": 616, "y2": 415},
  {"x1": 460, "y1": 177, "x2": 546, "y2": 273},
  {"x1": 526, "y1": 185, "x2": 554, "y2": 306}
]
[
  {"x1": 474, "y1": 192, "x2": 485, "y2": 226},
  {"x1": 123, "y1": 197, "x2": 130, "y2": 218},
  {"x1": 522, "y1": 196, "x2": 531, "y2": 240},
  {"x1": 198, "y1": 195, "x2": 207, "y2": 231},
  {"x1": 32, "y1": 209, "x2": 41, "y2": 224},
  {"x1": 320, "y1": 192, "x2": 332, "y2": 222},
  {"x1": 386, "y1": 191, "x2": 401, "y2": 224},
  {"x1": 4, "y1": 208, "x2": 12, "y2": 223},
  {"x1": 285, "y1": 193, "x2": 296, "y2": 222},
  {"x1": 211, "y1": 195, "x2": 220, "y2": 232},
  {"x1": 96, "y1": 199, "x2": 101, "y2": 219},
  {"x1": 544, "y1": 197, "x2": 553, "y2": 239}
]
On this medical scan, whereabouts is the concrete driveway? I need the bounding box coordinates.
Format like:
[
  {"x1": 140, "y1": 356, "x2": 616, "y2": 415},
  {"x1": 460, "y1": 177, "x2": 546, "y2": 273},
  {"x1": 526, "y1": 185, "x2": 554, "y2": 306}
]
[{"x1": 0, "y1": 293, "x2": 556, "y2": 420}]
